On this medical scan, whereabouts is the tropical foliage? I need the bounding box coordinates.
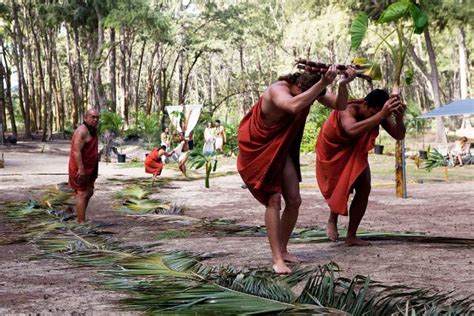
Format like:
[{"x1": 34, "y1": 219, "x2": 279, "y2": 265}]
[{"x1": 188, "y1": 150, "x2": 218, "y2": 188}]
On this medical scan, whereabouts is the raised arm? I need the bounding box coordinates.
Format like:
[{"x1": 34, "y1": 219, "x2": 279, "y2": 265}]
[
  {"x1": 317, "y1": 66, "x2": 356, "y2": 111},
  {"x1": 381, "y1": 100, "x2": 406, "y2": 140},
  {"x1": 269, "y1": 66, "x2": 337, "y2": 114},
  {"x1": 340, "y1": 97, "x2": 401, "y2": 138}
]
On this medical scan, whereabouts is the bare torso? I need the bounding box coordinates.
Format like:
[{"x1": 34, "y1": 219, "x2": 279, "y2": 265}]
[{"x1": 261, "y1": 81, "x2": 295, "y2": 126}]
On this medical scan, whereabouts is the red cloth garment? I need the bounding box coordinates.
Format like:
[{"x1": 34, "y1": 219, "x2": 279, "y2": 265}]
[
  {"x1": 145, "y1": 148, "x2": 164, "y2": 176},
  {"x1": 68, "y1": 126, "x2": 99, "y2": 192},
  {"x1": 316, "y1": 99, "x2": 378, "y2": 215},
  {"x1": 237, "y1": 97, "x2": 310, "y2": 206}
]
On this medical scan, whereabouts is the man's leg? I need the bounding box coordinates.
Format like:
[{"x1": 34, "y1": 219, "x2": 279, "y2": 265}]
[
  {"x1": 327, "y1": 211, "x2": 339, "y2": 241},
  {"x1": 280, "y1": 155, "x2": 301, "y2": 263},
  {"x1": 265, "y1": 193, "x2": 291, "y2": 274},
  {"x1": 76, "y1": 190, "x2": 88, "y2": 224},
  {"x1": 346, "y1": 167, "x2": 371, "y2": 246},
  {"x1": 76, "y1": 188, "x2": 94, "y2": 224}
]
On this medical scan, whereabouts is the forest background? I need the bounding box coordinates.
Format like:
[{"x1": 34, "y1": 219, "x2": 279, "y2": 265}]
[{"x1": 0, "y1": 0, "x2": 472, "y2": 153}]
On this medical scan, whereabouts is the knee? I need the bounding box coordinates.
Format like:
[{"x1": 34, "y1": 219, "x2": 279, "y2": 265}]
[
  {"x1": 285, "y1": 196, "x2": 302, "y2": 210},
  {"x1": 268, "y1": 193, "x2": 282, "y2": 211},
  {"x1": 356, "y1": 183, "x2": 371, "y2": 196}
]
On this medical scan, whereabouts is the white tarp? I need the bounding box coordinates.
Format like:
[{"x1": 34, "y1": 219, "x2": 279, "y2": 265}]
[
  {"x1": 165, "y1": 104, "x2": 202, "y2": 138},
  {"x1": 165, "y1": 106, "x2": 184, "y2": 133},
  {"x1": 183, "y1": 104, "x2": 202, "y2": 138}
]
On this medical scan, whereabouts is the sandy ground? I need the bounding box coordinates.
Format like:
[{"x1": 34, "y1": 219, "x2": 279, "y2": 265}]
[{"x1": 0, "y1": 141, "x2": 473, "y2": 314}]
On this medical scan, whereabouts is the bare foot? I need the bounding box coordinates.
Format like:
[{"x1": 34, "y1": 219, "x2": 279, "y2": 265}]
[
  {"x1": 326, "y1": 221, "x2": 338, "y2": 241},
  {"x1": 281, "y1": 251, "x2": 300, "y2": 263},
  {"x1": 272, "y1": 260, "x2": 291, "y2": 274},
  {"x1": 345, "y1": 236, "x2": 371, "y2": 246}
]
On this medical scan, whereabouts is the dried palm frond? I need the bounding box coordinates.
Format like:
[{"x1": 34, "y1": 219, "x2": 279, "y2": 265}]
[
  {"x1": 115, "y1": 185, "x2": 150, "y2": 200},
  {"x1": 118, "y1": 198, "x2": 169, "y2": 214},
  {"x1": 39, "y1": 187, "x2": 75, "y2": 209}
]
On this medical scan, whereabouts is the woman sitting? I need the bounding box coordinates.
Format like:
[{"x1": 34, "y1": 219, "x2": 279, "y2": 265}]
[{"x1": 449, "y1": 136, "x2": 469, "y2": 166}]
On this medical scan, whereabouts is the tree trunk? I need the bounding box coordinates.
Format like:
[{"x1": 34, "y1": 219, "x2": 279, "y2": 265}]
[
  {"x1": 145, "y1": 44, "x2": 159, "y2": 115},
  {"x1": 424, "y1": 29, "x2": 447, "y2": 143},
  {"x1": 52, "y1": 33, "x2": 65, "y2": 137},
  {"x1": 12, "y1": 2, "x2": 32, "y2": 139},
  {"x1": 1, "y1": 37, "x2": 17, "y2": 137},
  {"x1": 134, "y1": 40, "x2": 146, "y2": 121},
  {"x1": 24, "y1": 30, "x2": 38, "y2": 132},
  {"x1": 66, "y1": 26, "x2": 80, "y2": 127},
  {"x1": 109, "y1": 28, "x2": 117, "y2": 112},
  {"x1": 120, "y1": 29, "x2": 129, "y2": 125},
  {"x1": 73, "y1": 26, "x2": 85, "y2": 122},
  {"x1": 458, "y1": 27, "x2": 469, "y2": 99},
  {"x1": 0, "y1": 55, "x2": 5, "y2": 141}
]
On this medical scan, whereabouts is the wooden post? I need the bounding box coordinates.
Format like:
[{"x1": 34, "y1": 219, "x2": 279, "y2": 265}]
[{"x1": 395, "y1": 138, "x2": 407, "y2": 198}]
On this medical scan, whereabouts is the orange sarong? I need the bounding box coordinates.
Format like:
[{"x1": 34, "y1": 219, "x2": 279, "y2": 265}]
[
  {"x1": 237, "y1": 97, "x2": 310, "y2": 206},
  {"x1": 145, "y1": 148, "x2": 164, "y2": 176},
  {"x1": 68, "y1": 126, "x2": 99, "y2": 193},
  {"x1": 316, "y1": 99, "x2": 378, "y2": 215}
]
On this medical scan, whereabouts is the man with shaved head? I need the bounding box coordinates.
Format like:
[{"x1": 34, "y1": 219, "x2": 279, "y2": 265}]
[{"x1": 68, "y1": 108, "x2": 100, "y2": 224}]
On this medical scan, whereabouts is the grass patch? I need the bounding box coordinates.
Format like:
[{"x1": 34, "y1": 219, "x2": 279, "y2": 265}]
[{"x1": 156, "y1": 229, "x2": 191, "y2": 240}]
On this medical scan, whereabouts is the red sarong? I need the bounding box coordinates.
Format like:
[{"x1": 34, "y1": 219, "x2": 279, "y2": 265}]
[
  {"x1": 145, "y1": 148, "x2": 164, "y2": 176},
  {"x1": 237, "y1": 97, "x2": 310, "y2": 206},
  {"x1": 316, "y1": 99, "x2": 378, "y2": 215},
  {"x1": 68, "y1": 127, "x2": 99, "y2": 193}
]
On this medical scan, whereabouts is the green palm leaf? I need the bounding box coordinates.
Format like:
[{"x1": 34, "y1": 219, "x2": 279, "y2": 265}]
[{"x1": 115, "y1": 185, "x2": 150, "y2": 200}]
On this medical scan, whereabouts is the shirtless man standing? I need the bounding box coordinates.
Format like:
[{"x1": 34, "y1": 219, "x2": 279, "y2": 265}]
[{"x1": 238, "y1": 65, "x2": 356, "y2": 273}]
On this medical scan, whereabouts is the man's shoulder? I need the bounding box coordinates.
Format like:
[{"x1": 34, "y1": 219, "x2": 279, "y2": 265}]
[{"x1": 73, "y1": 125, "x2": 89, "y2": 138}]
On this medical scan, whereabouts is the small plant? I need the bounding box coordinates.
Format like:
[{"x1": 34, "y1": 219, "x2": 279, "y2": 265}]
[
  {"x1": 423, "y1": 148, "x2": 447, "y2": 172},
  {"x1": 188, "y1": 150, "x2": 218, "y2": 188}
]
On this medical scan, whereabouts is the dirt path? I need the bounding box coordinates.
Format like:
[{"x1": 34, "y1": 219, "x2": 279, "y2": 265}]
[{"x1": 0, "y1": 142, "x2": 473, "y2": 314}]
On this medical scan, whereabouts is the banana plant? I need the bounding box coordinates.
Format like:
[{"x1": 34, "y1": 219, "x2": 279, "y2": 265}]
[
  {"x1": 350, "y1": 0, "x2": 429, "y2": 198},
  {"x1": 188, "y1": 150, "x2": 218, "y2": 188}
]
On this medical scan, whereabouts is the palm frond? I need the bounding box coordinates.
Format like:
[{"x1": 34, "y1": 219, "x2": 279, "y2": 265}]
[
  {"x1": 115, "y1": 185, "x2": 149, "y2": 200},
  {"x1": 118, "y1": 198, "x2": 169, "y2": 214},
  {"x1": 423, "y1": 149, "x2": 447, "y2": 172}
]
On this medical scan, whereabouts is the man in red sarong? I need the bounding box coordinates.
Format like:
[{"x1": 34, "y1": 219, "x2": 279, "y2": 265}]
[
  {"x1": 145, "y1": 145, "x2": 175, "y2": 176},
  {"x1": 238, "y1": 65, "x2": 356, "y2": 273},
  {"x1": 68, "y1": 109, "x2": 100, "y2": 224},
  {"x1": 316, "y1": 89, "x2": 406, "y2": 246}
]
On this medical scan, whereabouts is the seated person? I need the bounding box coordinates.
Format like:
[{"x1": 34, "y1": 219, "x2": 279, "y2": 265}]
[
  {"x1": 145, "y1": 145, "x2": 174, "y2": 176},
  {"x1": 449, "y1": 136, "x2": 469, "y2": 166}
]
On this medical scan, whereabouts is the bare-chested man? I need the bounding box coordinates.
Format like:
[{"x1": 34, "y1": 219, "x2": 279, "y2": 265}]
[
  {"x1": 68, "y1": 109, "x2": 100, "y2": 224},
  {"x1": 316, "y1": 89, "x2": 406, "y2": 246},
  {"x1": 237, "y1": 65, "x2": 356, "y2": 273}
]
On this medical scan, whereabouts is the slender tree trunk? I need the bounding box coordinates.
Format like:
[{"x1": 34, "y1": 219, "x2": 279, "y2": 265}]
[
  {"x1": 0, "y1": 55, "x2": 5, "y2": 141},
  {"x1": 73, "y1": 26, "x2": 85, "y2": 122},
  {"x1": 135, "y1": 40, "x2": 146, "y2": 120},
  {"x1": 145, "y1": 44, "x2": 159, "y2": 115},
  {"x1": 24, "y1": 30, "x2": 37, "y2": 132},
  {"x1": 178, "y1": 49, "x2": 184, "y2": 104},
  {"x1": 12, "y1": 2, "x2": 32, "y2": 139},
  {"x1": 2, "y1": 39, "x2": 17, "y2": 137},
  {"x1": 52, "y1": 33, "x2": 65, "y2": 137},
  {"x1": 424, "y1": 29, "x2": 447, "y2": 143},
  {"x1": 120, "y1": 29, "x2": 129, "y2": 125},
  {"x1": 109, "y1": 28, "x2": 117, "y2": 112},
  {"x1": 66, "y1": 26, "x2": 79, "y2": 127},
  {"x1": 459, "y1": 27, "x2": 468, "y2": 99}
]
